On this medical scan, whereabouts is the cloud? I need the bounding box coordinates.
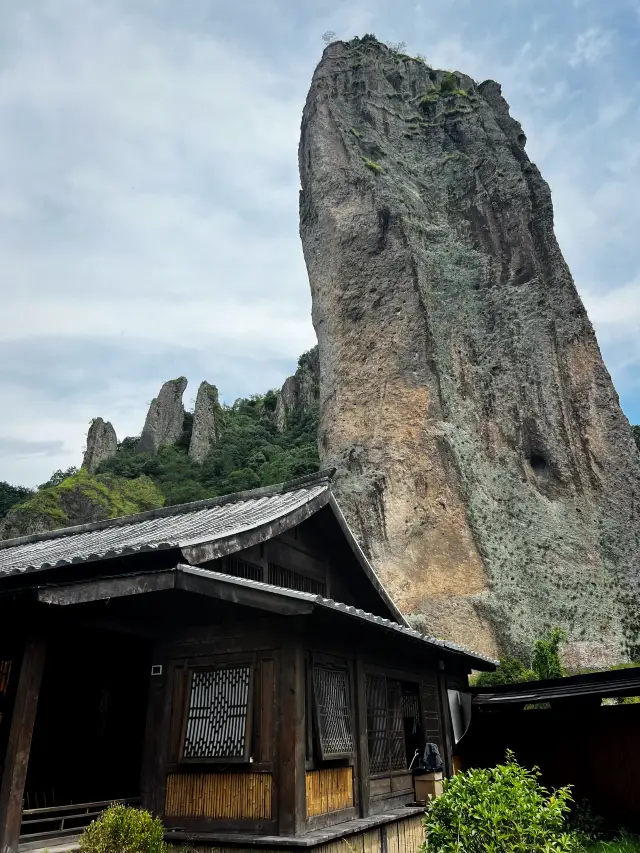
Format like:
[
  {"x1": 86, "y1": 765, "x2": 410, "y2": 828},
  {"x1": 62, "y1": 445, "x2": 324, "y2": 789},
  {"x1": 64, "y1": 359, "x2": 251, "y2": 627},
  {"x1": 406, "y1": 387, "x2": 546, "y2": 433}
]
[
  {"x1": 1, "y1": 0, "x2": 639, "y2": 486},
  {"x1": 0, "y1": 439, "x2": 65, "y2": 460},
  {"x1": 568, "y1": 27, "x2": 612, "y2": 66}
]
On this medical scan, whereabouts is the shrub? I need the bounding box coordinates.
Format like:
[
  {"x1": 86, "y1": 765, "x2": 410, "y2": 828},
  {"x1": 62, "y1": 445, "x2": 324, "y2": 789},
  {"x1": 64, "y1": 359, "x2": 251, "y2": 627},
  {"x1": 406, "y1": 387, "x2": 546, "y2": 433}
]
[
  {"x1": 421, "y1": 752, "x2": 576, "y2": 853},
  {"x1": 532, "y1": 627, "x2": 567, "y2": 679},
  {"x1": 79, "y1": 804, "x2": 166, "y2": 853},
  {"x1": 472, "y1": 656, "x2": 535, "y2": 687},
  {"x1": 363, "y1": 158, "x2": 383, "y2": 173}
]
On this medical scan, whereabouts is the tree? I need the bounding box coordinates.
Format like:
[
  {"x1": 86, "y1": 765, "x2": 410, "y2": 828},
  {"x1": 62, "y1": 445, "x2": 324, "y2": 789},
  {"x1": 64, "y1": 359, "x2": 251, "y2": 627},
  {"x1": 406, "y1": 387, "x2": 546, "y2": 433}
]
[
  {"x1": 0, "y1": 481, "x2": 33, "y2": 519},
  {"x1": 532, "y1": 627, "x2": 567, "y2": 680},
  {"x1": 321, "y1": 31, "x2": 336, "y2": 45},
  {"x1": 473, "y1": 628, "x2": 567, "y2": 686},
  {"x1": 38, "y1": 466, "x2": 78, "y2": 489}
]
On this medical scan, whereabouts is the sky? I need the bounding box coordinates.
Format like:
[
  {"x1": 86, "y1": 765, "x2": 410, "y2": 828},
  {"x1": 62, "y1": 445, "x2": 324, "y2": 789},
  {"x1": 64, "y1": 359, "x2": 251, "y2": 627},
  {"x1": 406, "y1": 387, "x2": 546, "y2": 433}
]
[{"x1": 1, "y1": 0, "x2": 639, "y2": 487}]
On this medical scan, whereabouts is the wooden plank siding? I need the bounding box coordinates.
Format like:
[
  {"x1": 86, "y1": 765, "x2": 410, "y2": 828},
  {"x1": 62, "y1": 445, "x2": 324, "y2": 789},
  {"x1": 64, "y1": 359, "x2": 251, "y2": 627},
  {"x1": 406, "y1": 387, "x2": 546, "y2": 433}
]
[
  {"x1": 165, "y1": 772, "x2": 272, "y2": 820},
  {"x1": 168, "y1": 813, "x2": 425, "y2": 853},
  {"x1": 305, "y1": 767, "x2": 354, "y2": 816}
]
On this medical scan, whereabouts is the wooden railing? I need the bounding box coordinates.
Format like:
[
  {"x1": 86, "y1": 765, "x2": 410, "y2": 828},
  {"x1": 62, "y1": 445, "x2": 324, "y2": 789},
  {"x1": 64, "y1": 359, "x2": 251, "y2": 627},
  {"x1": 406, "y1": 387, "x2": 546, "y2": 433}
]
[{"x1": 20, "y1": 797, "x2": 140, "y2": 841}]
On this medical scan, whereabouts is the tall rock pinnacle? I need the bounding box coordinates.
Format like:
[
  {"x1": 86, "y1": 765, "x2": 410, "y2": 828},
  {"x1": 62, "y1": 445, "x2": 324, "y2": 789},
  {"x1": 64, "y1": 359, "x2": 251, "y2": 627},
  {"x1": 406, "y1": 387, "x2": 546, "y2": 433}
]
[
  {"x1": 299, "y1": 37, "x2": 640, "y2": 664},
  {"x1": 82, "y1": 417, "x2": 117, "y2": 473},
  {"x1": 189, "y1": 381, "x2": 221, "y2": 463},
  {"x1": 139, "y1": 377, "x2": 188, "y2": 454},
  {"x1": 275, "y1": 346, "x2": 320, "y2": 432}
]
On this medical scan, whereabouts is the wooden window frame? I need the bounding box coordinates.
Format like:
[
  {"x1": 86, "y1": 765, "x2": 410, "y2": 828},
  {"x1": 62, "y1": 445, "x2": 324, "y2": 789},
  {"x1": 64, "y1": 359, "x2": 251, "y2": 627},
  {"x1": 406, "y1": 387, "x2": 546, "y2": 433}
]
[
  {"x1": 365, "y1": 672, "x2": 421, "y2": 778},
  {"x1": 179, "y1": 661, "x2": 255, "y2": 764},
  {"x1": 311, "y1": 663, "x2": 354, "y2": 761}
]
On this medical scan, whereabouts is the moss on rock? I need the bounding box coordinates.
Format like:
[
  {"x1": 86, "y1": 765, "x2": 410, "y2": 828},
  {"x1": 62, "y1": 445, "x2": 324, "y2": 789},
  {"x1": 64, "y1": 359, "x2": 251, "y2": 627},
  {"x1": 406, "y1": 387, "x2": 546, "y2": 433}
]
[{"x1": 0, "y1": 469, "x2": 164, "y2": 539}]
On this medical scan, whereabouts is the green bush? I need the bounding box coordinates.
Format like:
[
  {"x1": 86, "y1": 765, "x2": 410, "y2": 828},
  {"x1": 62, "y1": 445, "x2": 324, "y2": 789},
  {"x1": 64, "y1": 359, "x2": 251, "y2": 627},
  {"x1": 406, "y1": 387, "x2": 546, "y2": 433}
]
[
  {"x1": 532, "y1": 627, "x2": 567, "y2": 679},
  {"x1": 363, "y1": 158, "x2": 383, "y2": 173},
  {"x1": 422, "y1": 752, "x2": 576, "y2": 853},
  {"x1": 79, "y1": 804, "x2": 166, "y2": 853}
]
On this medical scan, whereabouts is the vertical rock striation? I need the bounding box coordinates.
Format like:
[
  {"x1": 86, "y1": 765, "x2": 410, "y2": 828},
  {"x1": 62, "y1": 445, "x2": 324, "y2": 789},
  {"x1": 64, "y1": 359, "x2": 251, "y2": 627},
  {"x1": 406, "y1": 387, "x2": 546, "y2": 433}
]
[
  {"x1": 82, "y1": 417, "x2": 118, "y2": 473},
  {"x1": 189, "y1": 381, "x2": 221, "y2": 463},
  {"x1": 139, "y1": 377, "x2": 188, "y2": 454},
  {"x1": 299, "y1": 37, "x2": 640, "y2": 664}
]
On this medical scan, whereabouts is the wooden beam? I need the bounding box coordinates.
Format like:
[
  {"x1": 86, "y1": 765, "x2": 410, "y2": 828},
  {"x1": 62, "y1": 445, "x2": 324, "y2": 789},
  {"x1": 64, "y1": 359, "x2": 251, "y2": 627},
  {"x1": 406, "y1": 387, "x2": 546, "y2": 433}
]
[
  {"x1": 277, "y1": 641, "x2": 306, "y2": 835},
  {"x1": 37, "y1": 572, "x2": 177, "y2": 606},
  {"x1": 176, "y1": 571, "x2": 315, "y2": 617},
  {"x1": 0, "y1": 637, "x2": 46, "y2": 853},
  {"x1": 354, "y1": 655, "x2": 371, "y2": 817}
]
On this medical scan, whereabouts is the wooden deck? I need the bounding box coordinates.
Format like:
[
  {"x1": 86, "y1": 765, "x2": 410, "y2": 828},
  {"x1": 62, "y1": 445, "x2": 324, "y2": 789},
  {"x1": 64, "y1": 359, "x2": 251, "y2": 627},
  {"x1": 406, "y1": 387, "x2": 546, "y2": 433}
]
[{"x1": 18, "y1": 808, "x2": 425, "y2": 853}]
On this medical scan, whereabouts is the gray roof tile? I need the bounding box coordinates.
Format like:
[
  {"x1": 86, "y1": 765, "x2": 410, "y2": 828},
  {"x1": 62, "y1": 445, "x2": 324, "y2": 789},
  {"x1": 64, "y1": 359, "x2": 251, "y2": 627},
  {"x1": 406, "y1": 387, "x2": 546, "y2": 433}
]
[
  {"x1": 179, "y1": 564, "x2": 497, "y2": 666},
  {"x1": 0, "y1": 481, "x2": 329, "y2": 577}
]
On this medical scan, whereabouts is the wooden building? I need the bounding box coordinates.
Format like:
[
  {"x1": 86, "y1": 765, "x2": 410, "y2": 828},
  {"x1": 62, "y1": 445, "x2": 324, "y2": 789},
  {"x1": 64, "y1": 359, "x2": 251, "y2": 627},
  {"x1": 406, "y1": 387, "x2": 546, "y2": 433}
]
[
  {"x1": 460, "y1": 668, "x2": 640, "y2": 830},
  {"x1": 0, "y1": 471, "x2": 494, "y2": 853}
]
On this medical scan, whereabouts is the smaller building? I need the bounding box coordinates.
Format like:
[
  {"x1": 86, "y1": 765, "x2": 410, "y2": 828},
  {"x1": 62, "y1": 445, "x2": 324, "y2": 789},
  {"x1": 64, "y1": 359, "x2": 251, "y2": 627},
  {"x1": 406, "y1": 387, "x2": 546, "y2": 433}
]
[
  {"x1": 0, "y1": 471, "x2": 494, "y2": 852},
  {"x1": 461, "y1": 668, "x2": 640, "y2": 829}
]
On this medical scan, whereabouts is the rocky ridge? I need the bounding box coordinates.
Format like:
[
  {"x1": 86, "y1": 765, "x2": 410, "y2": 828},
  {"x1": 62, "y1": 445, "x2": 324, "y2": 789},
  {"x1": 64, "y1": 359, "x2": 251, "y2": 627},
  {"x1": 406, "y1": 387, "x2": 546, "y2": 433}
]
[{"x1": 299, "y1": 36, "x2": 640, "y2": 664}]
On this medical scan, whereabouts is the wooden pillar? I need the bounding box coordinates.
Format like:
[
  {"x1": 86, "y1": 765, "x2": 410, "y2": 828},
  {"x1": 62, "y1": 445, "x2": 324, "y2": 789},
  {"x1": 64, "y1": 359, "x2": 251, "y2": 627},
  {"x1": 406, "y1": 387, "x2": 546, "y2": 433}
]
[
  {"x1": 0, "y1": 637, "x2": 46, "y2": 853},
  {"x1": 354, "y1": 656, "x2": 370, "y2": 817},
  {"x1": 437, "y1": 668, "x2": 454, "y2": 778},
  {"x1": 278, "y1": 642, "x2": 306, "y2": 836}
]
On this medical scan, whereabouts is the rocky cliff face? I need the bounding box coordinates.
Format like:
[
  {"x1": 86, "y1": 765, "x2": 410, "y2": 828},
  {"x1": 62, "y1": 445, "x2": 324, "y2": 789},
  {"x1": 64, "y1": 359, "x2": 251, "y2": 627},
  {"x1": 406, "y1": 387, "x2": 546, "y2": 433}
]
[
  {"x1": 275, "y1": 346, "x2": 320, "y2": 431},
  {"x1": 189, "y1": 381, "x2": 221, "y2": 462},
  {"x1": 138, "y1": 377, "x2": 188, "y2": 454},
  {"x1": 82, "y1": 417, "x2": 118, "y2": 473},
  {"x1": 299, "y1": 36, "x2": 640, "y2": 664}
]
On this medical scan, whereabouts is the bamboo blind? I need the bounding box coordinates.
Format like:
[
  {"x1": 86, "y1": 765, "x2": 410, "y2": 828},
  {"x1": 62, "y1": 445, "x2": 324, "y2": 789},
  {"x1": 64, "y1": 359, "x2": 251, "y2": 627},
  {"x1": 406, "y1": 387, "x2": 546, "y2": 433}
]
[
  {"x1": 305, "y1": 767, "x2": 354, "y2": 817},
  {"x1": 165, "y1": 772, "x2": 272, "y2": 819}
]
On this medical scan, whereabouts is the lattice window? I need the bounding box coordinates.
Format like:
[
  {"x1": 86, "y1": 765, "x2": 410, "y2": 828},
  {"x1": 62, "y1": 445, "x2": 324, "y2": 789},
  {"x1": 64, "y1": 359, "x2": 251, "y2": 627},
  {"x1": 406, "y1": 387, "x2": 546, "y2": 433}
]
[
  {"x1": 312, "y1": 665, "x2": 354, "y2": 759},
  {"x1": 365, "y1": 675, "x2": 415, "y2": 774},
  {"x1": 268, "y1": 563, "x2": 326, "y2": 596},
  {"x1": 225, "y1": 558, "x2": 263, "y2": 582},
  {"x1": 182, "y1": 666, "x2": 252, "y2": 761}
]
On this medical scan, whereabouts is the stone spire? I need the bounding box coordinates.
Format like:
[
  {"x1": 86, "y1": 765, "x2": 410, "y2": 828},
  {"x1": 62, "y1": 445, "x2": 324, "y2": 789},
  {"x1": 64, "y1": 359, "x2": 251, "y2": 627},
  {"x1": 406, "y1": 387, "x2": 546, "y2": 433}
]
[
  {"x1": 299, "y1": 36, "x2": 640, "y2": 665},
  {"x1": 275, "y1": 346, "x2": 320, "y2": 432},
  {"x1": 82, "y1": 417, "x2": 118, "y2": 473},
  {"x1": 189, "y1": 381, "x2": 221, "y2": 463},
  {"x1": 138, "y1": 377, "x2": 188, "y2": 454}
]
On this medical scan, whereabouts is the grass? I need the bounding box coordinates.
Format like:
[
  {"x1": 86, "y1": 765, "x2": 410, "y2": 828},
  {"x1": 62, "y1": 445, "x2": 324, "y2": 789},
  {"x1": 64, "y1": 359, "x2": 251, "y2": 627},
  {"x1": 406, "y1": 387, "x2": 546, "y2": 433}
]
[
  {"x1": 586, "y1": 835, "x2": 640, "y2": 853},
  {"x1": 419, "y1": 91, "x2": 440, "y2": 106},
  {"x1": 363, "y1": 158, "x2": 383, "y2": 174},
  {"x1": 349, "y1": 127, "x2": 362, "y2": 138}
]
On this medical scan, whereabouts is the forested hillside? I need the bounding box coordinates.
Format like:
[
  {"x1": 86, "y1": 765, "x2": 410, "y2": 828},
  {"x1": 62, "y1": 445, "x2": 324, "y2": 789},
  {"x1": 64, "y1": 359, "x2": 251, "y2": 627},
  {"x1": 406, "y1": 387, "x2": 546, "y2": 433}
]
[
  {"x1": 0, "y1": 379, "x2": 319, "y2": 538},
  {"x1": 0, "y1": 397, "x2": 636, "y2": 538}
]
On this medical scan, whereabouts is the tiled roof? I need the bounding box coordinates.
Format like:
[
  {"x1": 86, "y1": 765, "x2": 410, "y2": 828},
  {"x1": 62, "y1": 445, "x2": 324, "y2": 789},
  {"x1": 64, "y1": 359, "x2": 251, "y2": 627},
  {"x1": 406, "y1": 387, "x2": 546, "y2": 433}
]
[
  {"x1": 179, "y1": 564, "x2": 498, "y2": 666},
  {"x1": 0, "y1": 474, "x2": 331, "y2": 577}
]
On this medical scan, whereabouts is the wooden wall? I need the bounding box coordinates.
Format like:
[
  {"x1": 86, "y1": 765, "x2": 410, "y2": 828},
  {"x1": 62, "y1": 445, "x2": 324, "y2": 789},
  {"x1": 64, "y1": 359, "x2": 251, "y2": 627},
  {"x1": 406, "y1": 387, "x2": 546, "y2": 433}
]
[
  {"x1": 169, "y1": 812, "x2": 425, "y2": 853},
  {"x1": 165, "y1": 772, "x2": 272, "y2": 820},
  {"x1": 461, "y1": 702, "x2": 640, "y2": 830},
  {"x1": 305, "y1": 767, "x2": 354, "y2": 816}
]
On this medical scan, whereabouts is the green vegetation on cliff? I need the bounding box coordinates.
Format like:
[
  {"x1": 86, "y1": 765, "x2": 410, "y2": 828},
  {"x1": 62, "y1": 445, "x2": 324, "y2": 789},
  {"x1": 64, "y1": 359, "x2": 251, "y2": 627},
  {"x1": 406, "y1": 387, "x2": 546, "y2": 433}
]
[
  {"x1": 0, "y1": 375, "x2": 320, "y2": 539},
  {"x1": 0, "y1": 481, "x2": 33, "y2": 519},
  {"x1": 99, "y1": 391, "x2": 319, "y2": 506},
  {"x1": 0, "y1": 469, "x2": 164, "y2": 539}
]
